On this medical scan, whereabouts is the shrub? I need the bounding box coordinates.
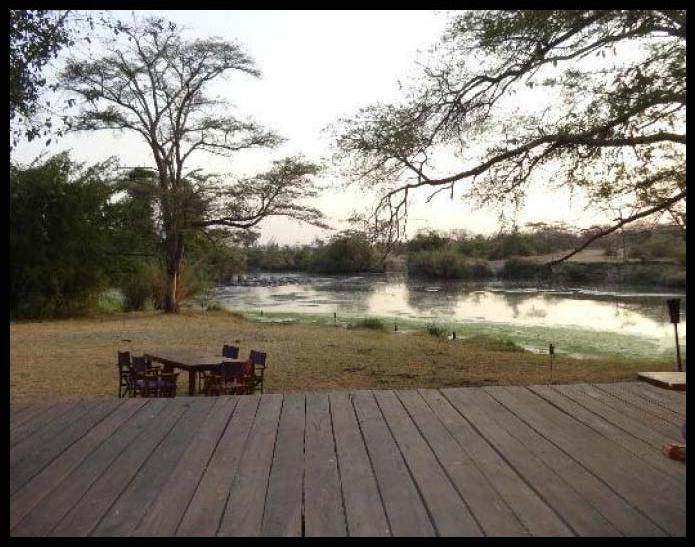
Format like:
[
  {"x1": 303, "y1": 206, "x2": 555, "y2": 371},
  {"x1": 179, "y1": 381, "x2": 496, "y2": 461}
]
[
  {"x1": 355, "y1": 317, "x2": 386, "y2": 330},
  {"x1": 462, "y1": 335, "x2": 526, "y2": 352},
  {"x1": 499, "y1": 258, "x2": 545, "y2": 280},
  {"x1": 425, "y1": 322, "x2": 447, "y2": 337},
  {"x1": 408, "y1": 249, "x2": 469, "y2": 279}
]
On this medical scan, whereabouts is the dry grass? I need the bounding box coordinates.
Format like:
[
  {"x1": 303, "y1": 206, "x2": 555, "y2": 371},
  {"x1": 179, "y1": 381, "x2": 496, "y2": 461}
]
[{"x1": 10, "y1": 310, "x2": 673, "y2": 402}]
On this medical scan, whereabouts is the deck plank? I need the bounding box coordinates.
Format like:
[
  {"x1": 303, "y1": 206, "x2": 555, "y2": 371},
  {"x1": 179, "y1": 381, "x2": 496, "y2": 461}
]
[
  {"x1": 576, "y1": 384, "x2": 681, "y2": 438},
  {"x1": 10, "y1": 402, "x2": 73, "y2": 444},
  {"x1": 593, "y1": 383, "x2": 684, "y2": 427},
  {"x1": 216, "y1": 394, "x2": 283, "y2": 537},
  {"x1": 10, "y1": 398, "x2": 145, "y2": 530},
  {"x1": 303, "y1": 392, "x2": 347, "y2": 537},
  {"x1": 533, "y1": 385, "x2": 685, "y2": 483},
  {"x1": 375, "y1": 390, "x2": 483, "y2": 536},
  {"x1": 603, "y1": 383, "x2": 686, "y2": 418},
  {"x1": 488, "y1": 386, "x2": 686, "y2": 536},
  {"x1": 10, "y1": 383, "x2": 687, "y2": 538},
  {"x1": 351, "y1": 390, "x2": 435, "y2": 537},
  {"x1": 176, "y1": 395, "x2": 260, "y2": 536},
  {"x1": 11, "y1": 399, "x2": 168, "y2": 537},
  {"x1": 328, "y1": 391, "x2": 390, "y2": 537},
  {"x1": 445, "y1": 387, "x2": 621, "y2": 536},
  {"x1": 399, "y1": 390, "x2": 529, "y2": 537},
  {"x1": 92, "y1": 397, "x2": 216, "y2": 536},
  {"x1": 262, "y1": 393, "x2": 306, "y2": 537},
  {"x1": 426, "y1": 389, "x2": 573, "y2": 537},
  {"x1": 133, "y1": 397, "x2": 239, "y2": 536},
  {"x1": 10, "y1": 400, "x2": 121, "y2": 496},
  {"x1": 49, "y1": 398, "x2": 191, "y2": 537},
  {"x1": 556, "y1": 385, "x2": 681, "y2": 449},
  {"x1": 457, "y1": 387, "x2": 664, "y2": 537}
]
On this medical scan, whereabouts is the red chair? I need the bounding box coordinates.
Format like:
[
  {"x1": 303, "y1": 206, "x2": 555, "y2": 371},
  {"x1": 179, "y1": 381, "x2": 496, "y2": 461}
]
[{"x1": 203, "y1": 359, "x2": 253, "y2": 396}]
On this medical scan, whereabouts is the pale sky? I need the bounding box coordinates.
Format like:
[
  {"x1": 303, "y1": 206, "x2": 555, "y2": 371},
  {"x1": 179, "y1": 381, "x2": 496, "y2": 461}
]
[{"x1": 13, "y1": 10, "x2": 609, "y2": 244}]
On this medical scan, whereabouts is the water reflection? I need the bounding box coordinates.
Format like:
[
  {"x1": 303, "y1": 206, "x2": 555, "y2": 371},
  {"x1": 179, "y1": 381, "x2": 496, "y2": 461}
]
[{"x1": 212, "y1": 272, "x2": 686, "y2": 350}]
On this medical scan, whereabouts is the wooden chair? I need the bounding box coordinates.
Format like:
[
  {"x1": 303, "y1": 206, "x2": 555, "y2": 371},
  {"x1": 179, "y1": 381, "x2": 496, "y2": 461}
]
[
  {"x1": 156, "y1": 370, "x2": 180, "y2": 397},
  {"x1": 117, "y1": 351, "x2": 131, "y2": 398},
  {"x1": 249, "y1": 350, "x2": 267, "y2": 394},
  {"x1": 130, "y1": 356, "x2": 159, "y2": 397},
  {"x1": 223, "y1": 344, "x2": 240, "y2": 359},
  {"x1": 203, "y1": 360, "x2": 253, "y2": 396},
  {"x1": 198, "y1": 345, "x2": 240, "y2": 394}
]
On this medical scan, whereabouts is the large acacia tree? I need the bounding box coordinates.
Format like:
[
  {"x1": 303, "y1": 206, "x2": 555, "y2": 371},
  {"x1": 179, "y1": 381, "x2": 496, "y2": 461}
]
[
  {"x1": 61, "y1": 17, "x2": 324, "y2": 312},
  {"x1": 336, "y1": 10, "x2": 685, "y2": 264}
]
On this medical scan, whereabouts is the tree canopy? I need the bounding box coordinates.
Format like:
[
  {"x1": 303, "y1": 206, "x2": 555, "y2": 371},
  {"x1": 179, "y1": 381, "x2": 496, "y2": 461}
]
[
  {"x1": 335, "y1": 10, "x2": 685, "y2": 263},
  {"x1": 60, "y1": 16, "x2": 325, "y2": 311}
]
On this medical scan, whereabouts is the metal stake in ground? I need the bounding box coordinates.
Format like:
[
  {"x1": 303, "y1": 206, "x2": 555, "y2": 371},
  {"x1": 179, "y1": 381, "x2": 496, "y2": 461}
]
[
  {"x1": 549, "y1": 343, "x2": 555, "y2": 383},
  {"x1": 667, "y1": 299, "x2": 683, "y2": 372}
]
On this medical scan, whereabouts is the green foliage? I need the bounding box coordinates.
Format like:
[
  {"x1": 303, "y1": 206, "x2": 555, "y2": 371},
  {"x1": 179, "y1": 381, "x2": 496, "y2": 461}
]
[
  {"x1": 355, "y1": 317, "x2": 386, "y2": 330},
  {"x1": 308, "y1": 231, "x2": 376, "y2": 273},
  {"x1": 499, "y1": 258, "x2": 546, "y2": 281},
  {"x1": 407, "y1": 230, "x2": 450, "y2": 253},
  {"x1": 408, "y1": 249, "x2": 492, "y2": 280},
  {"x1": 10, "y1": 153, "x2": 118, "y2": 318},
  {"x1": 461, "y1": 335, "x2": 526, "y2": 353},
  {"x1": 10, "y1": 10, "x2": 74, "y2": 147},
  {"x1": 425, "y1": 323, "x2": 447, "y2": 337}
]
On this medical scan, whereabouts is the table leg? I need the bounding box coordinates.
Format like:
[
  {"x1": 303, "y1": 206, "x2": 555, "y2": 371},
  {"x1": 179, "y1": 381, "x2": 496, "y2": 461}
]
[{"x1": 188, "y1": 370, "x2": 196, "y2": 396}]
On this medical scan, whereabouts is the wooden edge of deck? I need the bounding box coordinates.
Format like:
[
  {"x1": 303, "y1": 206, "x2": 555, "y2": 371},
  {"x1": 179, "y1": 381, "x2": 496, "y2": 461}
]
[{"x1": 637, "y1": 372, "x2": 687, "y2": 391}]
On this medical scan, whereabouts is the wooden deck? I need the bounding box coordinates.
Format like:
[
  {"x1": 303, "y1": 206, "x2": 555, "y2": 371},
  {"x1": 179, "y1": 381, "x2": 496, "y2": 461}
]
[{"x1": 10, "y1": 382, "x2": 686, "y2": 537}]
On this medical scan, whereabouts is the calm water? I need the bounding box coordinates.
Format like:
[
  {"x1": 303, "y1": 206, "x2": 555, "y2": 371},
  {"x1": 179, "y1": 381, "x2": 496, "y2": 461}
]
[{"x1": 210, "y1": 272, "x2": 686, "y2": 359}]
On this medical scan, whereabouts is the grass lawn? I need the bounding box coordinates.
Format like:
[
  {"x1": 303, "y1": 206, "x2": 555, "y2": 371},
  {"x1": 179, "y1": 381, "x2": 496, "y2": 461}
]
[{"x1": 10, "y1": 309, "x2": 676, "y2": 402}]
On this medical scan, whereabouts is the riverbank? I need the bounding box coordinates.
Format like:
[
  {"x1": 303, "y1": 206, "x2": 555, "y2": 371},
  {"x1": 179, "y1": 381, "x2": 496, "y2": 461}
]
[{"x1": 10, "y1": 310, "x2": 676, "y2": 402}]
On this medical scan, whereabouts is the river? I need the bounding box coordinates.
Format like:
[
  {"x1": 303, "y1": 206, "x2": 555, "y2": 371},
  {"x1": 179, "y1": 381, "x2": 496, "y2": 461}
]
[{"x1": 208, "y1": 272, "x2": 686, "y2": 361}]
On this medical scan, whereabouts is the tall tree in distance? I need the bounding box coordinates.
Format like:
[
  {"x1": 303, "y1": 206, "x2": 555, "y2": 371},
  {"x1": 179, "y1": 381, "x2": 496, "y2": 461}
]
[
  {"x1": 61, "y1": 16, "x2": 325, "y2": 312},
  {"x1": 335, "y1": 10, "x2": 685, "y2": 263}
]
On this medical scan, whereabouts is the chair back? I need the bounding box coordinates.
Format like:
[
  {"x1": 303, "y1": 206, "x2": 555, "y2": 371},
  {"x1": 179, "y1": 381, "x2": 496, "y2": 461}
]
[
  {"x1": 218, "y1": 360, "x2": 249, "y2": 380},
  {"x1": 222, "y1": 344, "x2": 240, "y2": 359},
  {"x1": 249, "y1": 350, "x2": 267, "y2": 368},
  {"x1": 118, "y1": 351, "x2": 131, "y2": 367},
  {"x1": 131, "y1": 355, "x2": 148, "y2": 374}
]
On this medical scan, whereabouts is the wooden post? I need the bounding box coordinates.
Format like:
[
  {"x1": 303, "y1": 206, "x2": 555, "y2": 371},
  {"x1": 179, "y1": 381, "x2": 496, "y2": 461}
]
[
  {"x1": 549, "y1": 343, "x2": 555, "y2": 383},
  {"x1": 673, "y1": 323, "x2": 682, "y2": 372},
  {"x1": 667, "y1": 299, "x2": 682, "y2": 372}
]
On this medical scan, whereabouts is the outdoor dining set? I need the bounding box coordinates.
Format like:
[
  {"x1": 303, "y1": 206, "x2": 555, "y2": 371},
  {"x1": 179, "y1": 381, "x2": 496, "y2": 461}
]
[{"x1": 116, "y1": 344, "x2": 267, "y2": 399}]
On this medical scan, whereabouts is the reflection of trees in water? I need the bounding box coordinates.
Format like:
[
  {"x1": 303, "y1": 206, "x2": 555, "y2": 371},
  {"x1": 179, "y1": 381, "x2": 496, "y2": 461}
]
[
  {"x1": 404, "y1": 283, "x2": 458, "y2": 315},
  {"x1": 497, "y1": 292, "x2": 538, "y2": 319},
  {"x1": 611, "y1": 299, "x2": 681, "y2": 325}
]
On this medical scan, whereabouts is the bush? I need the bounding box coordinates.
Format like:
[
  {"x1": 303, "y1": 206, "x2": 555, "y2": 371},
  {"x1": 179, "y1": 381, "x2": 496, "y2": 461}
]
[
  {"x1": 408, "y1": 249, "x2": 469, "y2": 279},
  {"x1": 462, "y1": 335, "x2": 526, "y2": 352},
  {"x1": 355, "y1": 317, "x2": 386, "y2": 330},
  {"x1": 499, "y1": 258, "x2": 545, "y2": 280},
  {"x1": 425, "y1": 322, "x2": 447, "y2": 337},
  {"x1": 308, "y1": 231, "x2": 376, "y2": 273}
]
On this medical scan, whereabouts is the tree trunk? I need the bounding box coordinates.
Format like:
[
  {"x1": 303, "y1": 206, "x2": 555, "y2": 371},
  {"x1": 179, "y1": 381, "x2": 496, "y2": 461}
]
[{"x1": 163, "y1": 232, "x2": 184, "y2": 313}]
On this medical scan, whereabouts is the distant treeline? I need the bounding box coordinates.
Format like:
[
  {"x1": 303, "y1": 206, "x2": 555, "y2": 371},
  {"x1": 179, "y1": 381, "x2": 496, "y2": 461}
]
[
  {"x1": 10, "y1": 154, "x2": 685, "y2": 319},
  {"x1": 242, "y1": 224, "x2": 685, "y2": 282}
]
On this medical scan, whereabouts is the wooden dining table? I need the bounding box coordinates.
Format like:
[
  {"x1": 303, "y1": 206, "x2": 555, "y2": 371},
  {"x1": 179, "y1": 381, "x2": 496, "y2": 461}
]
[{"x1": 144, "y1": 349, "x2": 243, "y2": 396}]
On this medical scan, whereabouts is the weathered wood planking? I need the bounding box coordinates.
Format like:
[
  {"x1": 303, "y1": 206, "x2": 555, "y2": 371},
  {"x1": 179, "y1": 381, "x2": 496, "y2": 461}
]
[
  {"x1": 176, "y1": 395, "x2": 260, "y2": 536},
  {"x1": 328, "y1": 391, "x2": 390, "y2": 537},
  {"x1": 12, "y1": 399, "x2": 169, "y2": 537},
  {"x1": 133, "y1": 397, "x2": 238, "y2": 536},
  {"x1": 351, "y1": 390, "x2": 435, "y2": 536},
  {"x1": 303, "y1": 392, "x2": 347, "y2": 537},
  {"x1": 488, "y1": 386, "x2": 685, "y2": 537},
  {"x1": 9, "y1": 384, "x2": 687, "y2": 538}
]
